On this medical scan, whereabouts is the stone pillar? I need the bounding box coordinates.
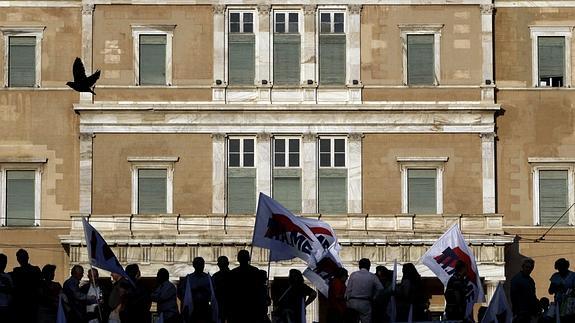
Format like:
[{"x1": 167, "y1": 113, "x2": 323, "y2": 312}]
[
  {"x1": 302, "y1": 133, "x2": 318, "y2": 214},
  {"x1": 257, "y1": 5, "x2": 272, "y2": 103},
  {"x1": 212, "y1": 133, "x2": 226, "y2": 214},
  {"x1": 79, "y1": 133, "x2": 94, "y2": 214},
  {"x1": 348, "y1": 133, "x2": 363, "y2": 214},
  {"x1": 481, "y1": 132, "x2": 496, "y2": 213},
  {"x1": 302, "y1": 5, "x2": 317, "y2": 103},
  {"x1": 347, "y1": 5, "x2": 362, "y2": 84},
  {"x1": 485, "y1": 279, "x2": 502, "y2": 304},
  {"x1": 480, "y1": 4, "x2": 495, "y2": 102},
  {"x1": 212, "y1": 5, "x2": 226, "y2": 102},
  {"x1": 256, "y1": 133, "x2": 272, "y2": 197},
  {"x1": 81, "y1": 1, "x2": 95, "y2": 103}
]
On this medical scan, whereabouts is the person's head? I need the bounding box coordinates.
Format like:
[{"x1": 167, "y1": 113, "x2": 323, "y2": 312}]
[
  {"x1": 217, "y1": 256, "x2": 229, "y2": 270},
  {"x1": 520, "y1": 258, "x2": 535, "y2": 276},
  {"x1": 0, "y1": 253, "x2": 7, "y2": 273},
  {"x1": 157, "y1": 268, "x2": 169, "y2": 284},
  {"x1": 71, "y1": 265, "x2": 84, "y2": 280},
  {"x1": 192, "y1": 257, "x2": 205, "y2": 273},
  {"x1": 237, "y1": 250, "x2": 251, "y2": 266},
  {"x1": 402, "y1": 263, "x2": 420, "y2": 281},
  {"x1": 126, "y1": 264, "x2": 141, "y2": 281},
  {"x1": 111, "y1": 272, "x2": 123, "y2": 283},
  {"x1": 540, "y1": 297, "x2": 550, "y2": 311},
  {"x1": 87, "y1": 268, "x2": 99, "y2": 281},
  {"x1": 334, "y1": 267, "x2": 349, "y2": 282},
  {"x1": 358, "y1": 258, "x2": 371, "y2": 271},
  {"x1": 376, "y1": 265, "x2": 391, "y2": 282},
  {"x1": 16, "y1": 249, "x2": 29, "y2": 266},
  {"x1": 454, "y1": 260, "x2": 467, "y2": 276},
  {"x1": 555, "y1": 258, "x2": 569, "y2": 274},
  {"x1": 42, "y1": 264, "x2": 56, "y2": 281},
  {"x1": 288, "y1": 269, "x2": 304, "y2": 285}
]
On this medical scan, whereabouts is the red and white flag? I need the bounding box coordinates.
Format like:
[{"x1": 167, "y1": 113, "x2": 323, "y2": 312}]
[
  {"x1": 82, "y1": 218, "x2": 129, "y2": 280},
  {"x1": 421, "y1": 224, "x2": 484, "y2": 320}
]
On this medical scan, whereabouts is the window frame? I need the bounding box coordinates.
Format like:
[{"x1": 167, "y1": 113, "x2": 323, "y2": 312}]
[
  {"x1": 131, "y1": 25, "x2": 175, "y2": 86},
  {"x1": 0, "y1": 159, "x2": 45, "y2": 227},
  {"x1": 318, "y1": 137, "x2": 347, "y2": 169},
  {"x1": 0, "y1": 26, "x2": 45, "y2": 88},
  {"x1": 273, "y1": 136, "x2": 301, "y2": 169},
  {"x1": 318, "y1": 11, "x2": 346, "y2": 34},
  {"x1": 316, "y1": 8, "x2": 347, "y2": 86},
  {"x1": 399, "y1": 24, "x2": 443, "y2": 86},
  {"x1": 270, "y1": 9, "x2": 303, "y2": 86},
  {"x1": 227, "y1": 137, "x2": 256, "y2": 168},
  {"x1": 225, "y1": 8, "x2": 258, "y2": 86},
  {"x1": 397, "y1": 157, "x2": 447, "y2": 214},
  {"x1": 529, "y1": 26, "x2": 572, "y2": 88},
  {"x1": 128, "y1": 157, "x2": 178, "y2": 215}
]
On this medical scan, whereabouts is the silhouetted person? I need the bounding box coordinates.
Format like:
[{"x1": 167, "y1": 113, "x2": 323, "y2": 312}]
[
  {"x1": 345, "y1": 258, "x2": 383, "y2": 323},
  {"x1": 510, "y1": 258, "x2": 539, "y2": 323},
  {"x1": 397, "y1": 263, "x2": 427, "y2": 322},
  {"x1": 213, "y1": 256, "x2": 230, "y2": 321},
  {"x1": 548, "y1": 258, "x2": 575, "y2": 322},
  {"x1": 0, "y1": 253, "x2": 13, "y2": 322},
  {"x1": 373, "y1": 266, "x2": 393, "y2": 323},
  {"x1": 123, "y1": 264, "x2": 151, "y2": 323},
  {"x1": 11, "y1": 248, "x2": 41, "y2": 323},
  {"x1": 108, "y1": 273, "x2": 130, "y2": 323},
  {"x1": 538, "y1": 297, "x2": 554, "y2": 323},
  {"x1": 67, "y1": 57, "x2": 100, "y2": 95},
  {"x1": 178, "y1": 257, "x2": 213, "y2": 323},
  {"x1": 63, "y1": 265, "x2": 91, "y2": 323},
  {"x1": 81, "y1": 268, "x2": 110, "y2": 323},
  {"x1": 277, "y1": 269, "x2": 317, "y2": 323},
  {"x1": 444, "y1": 260, "x2": 469, "y2": 321},
  {"x1": 152, "y1": 268, "x2": 180, "y2": 323},
  {"x1": 327, "y1": 268, "x2": 348, "y2": 323},
  {"x1": 38, "y1": 264, "x2": 62, "y2": 323}
]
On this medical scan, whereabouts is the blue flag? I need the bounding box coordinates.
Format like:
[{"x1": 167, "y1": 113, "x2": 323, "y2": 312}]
[{"x1": 82, "y1": 217, "x2": 129, "y2": 279}]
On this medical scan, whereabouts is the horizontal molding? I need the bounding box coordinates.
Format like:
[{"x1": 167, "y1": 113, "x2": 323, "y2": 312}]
[
  {"x1": 0, "y1": 1, "x2": 80, "y2": 7},
  {"x1": 91, "y1": 0, "x2": 493, "y2": 5},
  {"x1": 127, "y1": 156, "x2": 179, "y2": 162},
  {"x1": 496, "y1": 1, "x2": 575, "y2": 7},
  {"x1": 396, "y1": 156, "x2": 449, "y2": 162},
  {"x1": 0, "y1": 158, "x2": 48, "y2": 163},
  {"x1": 528, "y1": 157, "x2": 575, "y2": 163}
]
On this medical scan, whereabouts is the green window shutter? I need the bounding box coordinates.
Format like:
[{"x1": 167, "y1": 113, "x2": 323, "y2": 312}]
[
  {"x1": 319, "y1": 34, "x2": 346, "y2": 85},
  {"x1": 273, "y1": 169, "x2": 302, "y2": 214},
  {"x1": 228, "y1": 33, "x2": 255, "y2": 85},
  {"x1": 273, "y1": 34, "x2": 300, "y2": 85},
  {"x1": 6, "y1": 170, "x2": 35, "y2": 226},
  {"x1": 319, "y1": 168, "x2": 347, "y2": 214},
  {"x1": 138, "y1": 169, "x2": 167, "y2": 214},
  {"x1": 538, "y1": 37, "x2": 565, "y2": 79},
  {"x1": 408, "y1": 169, "x2": 437, "y2": 214},
  {"x1": 407, "y1": 34, "x2": 435, "y2": 85},
  {"x1": 228, "y1": 168, "x2": 256, "y2": 214},
  {"x1": 539, "y1": 170, "x2": 569, "y2": 226},
  {"x1": 139, "y1": 35, "x2": 166, "y2": 85},
  {"x1": 9, "y1": 36, "x2": 36, "y2": 87}
]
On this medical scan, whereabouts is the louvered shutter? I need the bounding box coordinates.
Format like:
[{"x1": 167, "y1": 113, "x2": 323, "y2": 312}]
[
  {"x1": 273, "y1": 169, "x2": 302, "y2": 214},
  {"x1": 139, "y1": 35, "x2": 166, "y2": 85},
  {"x1": 538, "y1": 37, "x2": 565, "y2": 80},
  {"x1": 539, "y1": 170, "x2": 569, "y2": 226},
  {"x1": 138, "y1": 169, "x2": 167, "y2": 214},
  {"x1": 319, "y1": 168, "x2": 347, "y2": 214},
  {"x1": 407, "y1": 35, "x2": 434, "y2": 85},
  {"x1": 408, "y1": 169, "x2": 437, "y2": 214},
  {"x1": 6, "y1": 170, "x2": 35, "y2": 226},
  {"x1": 319, "y1": 34, "x2": 346, "y2": 85},
  {"x1": 228, "y1": 33, "x2": 255, "y2": 85},
  {"x1": 9, "y1": 36, "x2": 36, "y2": 87},
  {"x1": 274, "y1": 34, "x2": 300, "y2": 85},
  {"x1": 228, "y1": 168, "x2": 256, "y2": 214}
]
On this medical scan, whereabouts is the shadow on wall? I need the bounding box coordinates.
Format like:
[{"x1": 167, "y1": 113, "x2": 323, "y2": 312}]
[{"x1": 503, "y1": 235, "x2": 528, "y2": 295}]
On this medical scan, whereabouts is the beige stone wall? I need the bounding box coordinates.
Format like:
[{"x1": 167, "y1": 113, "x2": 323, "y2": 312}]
[
  {"x1": 363, "y1": 134, "x2": 483, "y2": 214},
  {"x1": 363, "y1": 87, "x2": 481, "y2": 101},
  {"x1": 361, "y1": 5, "x2": 482, "y2": 86},
  {"x1": 92, "y1": 134, "x2": 212, "y2": 215},
  {"x1": 495, "y1": 8, "x2": 575, "y2": 87},
  {"x1": 96, "y1": 88, "x2": 211, "y2": 101},
  {"x1": 93, "y1": 5, "x2": 213, "y2": 86},
  {"x1": 0, "y1": 8, "x2": 82, "y2": 87}
]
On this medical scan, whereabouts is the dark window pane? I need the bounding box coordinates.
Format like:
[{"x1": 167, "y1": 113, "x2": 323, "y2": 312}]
[
  {"x1": 288, "y1": 13, "x2": 298, "y2": 33},
  {"x1": 289, "y1": 153, "x2": 300, "y2": 167},
  {"x1": 275, "y1": 153, "x2": 285, "y2": 167},
  {"x1": 275, "y1": 139, "x2": 285, "y2": 152},
  {"x1": 320, "y1": 153, "x2": 331, "y2": 167},
  {"x1": 229, "y1": 153, "x2": 240, "y2": 167},
  {"x1": 334, "y1": 23, "x2": 344, "y2": 33},
  {"x1": 244, "y1": 23, "x2": 253, "y2": 33},
  {"x1": 276, "y1": 23, "x2": 285, "y2": 33},
  {"x1": 289, "y1": 139, "x2": 299, "y2": 153},
  {"x1": 276, "y1": 13, "x2": 285, "y2": 22},
  {"x1": 320, "y1": 13, "x2": 331, "y2": 23},
  {"x1": 244, "y1": 139, "x2": 254, "y2": 152},
  {"x1": 230, "y1": 13, "x2": 240, "y2": 23},
  {"x1": 320, "y1": 13, "x2": 331, "y2": 33},
  {"x1": 334, "y1": 13, "x2": 344, "y2": 33},
  {"x1": 229, "y1": 139, "x2": 240, "y2": 152},
  {"x1": 244, "y1": 13, "x2": 253, "y2": 22},
  {"x1": 244, "y1": 153, "x2": 254, "y2": 167},
  {"x1": 320, "y1": 139, "x2": 331, "y2": 153},
  {"x1": 334, "y1": 153, "x2": 345, "y2": 167},
  {"x1": 334, "y1": 139, "x2": 345, "y2": 152},
  {"x1": 230, "y1": 23, "x2": 240, "y2": 33}
]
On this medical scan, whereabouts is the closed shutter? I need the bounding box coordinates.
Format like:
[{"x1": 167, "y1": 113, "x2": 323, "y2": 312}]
[
  {"x1": 9, "y1": 36, "x2": 36, "y2": 87},
  {"x1": 228, "y1": 168, "x2": 256, "y2": 214},
  {"x1": 138, "y1": 169, "x2": 167, "y2": 214},
  {"x1": 274, "y1": 34, "x2": 300, "y2": 85},
  {"x1": 319, "y1": 168, "x2": 347, "y2": 214},
  {"x1": 319, "y1": 34, "x2": 346, "y2": 85},
  {"x1": 407, "y1": 34, "x2": 434, "y2": 85},
  {"x1": 229, "y1": 33, "x2": 255, "y2": 85},
  {"x1": 6, "y1": 170, "x2": 35, "y2": 226},
  {"x1": 538, "y1": 37, "x2": 565, "y2": 79},
  {"x1": 539, "y1": 170, "x2": 569, "y2": 226},
  {"x1": 139, "y1": 35, "x2": 166, "y2": 85},
  {"x1": 408, "y1": 169, "x2": 437, "y2": 214},
  {"x1": 273, "y1": 169, "x2": 302, "y2": 214}
]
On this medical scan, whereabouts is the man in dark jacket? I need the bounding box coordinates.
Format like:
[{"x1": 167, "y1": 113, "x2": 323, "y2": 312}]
[
  {"x1": 444, "y1": 260, "x2": 469, "y2": 321},
  {"x1": 11, "y1": 249, "x2": 42, "y2": 323},
  {"x1": 63, "y1": 265, "x2": 92, "y2": 323},
  {"x1": 213, "y1": 256, "x2": 230, "y2": 321},
  {"x1": 510, "y1": 258, "x2": 539, "y2": 323},
  {"x1": 178, "y1": 257, "x2": 213, "y2": 323},
  {"x1": 122, "y1": 264, "x2": 151, "y2": 323}
]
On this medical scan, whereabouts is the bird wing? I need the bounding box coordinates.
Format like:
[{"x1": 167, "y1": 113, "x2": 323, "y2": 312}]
[
  {"x1": 86, "y1": 70, "x2": 101, "y2": 87},
  {"x1": 72, "y1": 57, "x2": 86, "y2": 81}
]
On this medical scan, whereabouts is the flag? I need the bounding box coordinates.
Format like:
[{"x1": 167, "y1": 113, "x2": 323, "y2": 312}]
[
  {"x1": 182, "y1": 275, "x2": 194, "y2": 318},
  {"x1": 252, "y1": 193, "x2": 324, "y2": 266},
  {"x1": 481, "y1": 283, "x2": 512, "y2": 323},
  {"x1": 303, "y1": 249, "x2": 342, "y2": 296},
  {"x1": 82, "y1": 218, "x2": 128, "y2": 279},
  {"x1": 299, "y1": 217, "x2": 342, "y2": 253},
  {"x1": 421, "y1": 224, "x2": 485, "y2": 320},
  {"x1": 56, "y1": 293, "x2": 67, "y2": 323},
  {"x1": 386, "y1": 260, "x2": 397, "y2": 323},
  {"x1": 208, "y1": 274, "x2": 220, "y2": 323}
]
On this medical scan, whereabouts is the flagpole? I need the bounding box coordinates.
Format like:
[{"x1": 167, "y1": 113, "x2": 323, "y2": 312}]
[{"x1": 83, "y1": 217, "x2": 104, "y2": 323}]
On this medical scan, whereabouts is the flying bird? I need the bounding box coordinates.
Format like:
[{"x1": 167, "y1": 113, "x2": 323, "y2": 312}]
[{"x1": 66, "y1": 57, "x2": 100, "y2": 95}]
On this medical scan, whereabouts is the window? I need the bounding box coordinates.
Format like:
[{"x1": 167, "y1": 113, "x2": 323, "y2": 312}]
[
  {"x1": 0, "y1": 27, "x2": 44, "y2": 88},
  {"x1": 131, "y1": 25, "x2": 175, "y2": 86},
  {"x1": 128, "y1": 157, "x2": 177, "y2": 215},
  {"x1": 398, "y1": 157, "x2": 447, "y2": 214},
  {"x1": 0, "y1": 160, "x2": 44, "y2": 227},
  {"x1": 228, "y1": 11, "x2": 255, "y2": 85},
  {"x1": 318, "y1": 137, "x2": 347, "y2": 214},
  {"x1": 273, "y1": 137, "x2": 301, "y2": 213},
  {"x1": 318, "y1": 12, "x2": 346, "y2": 85},
  {"x1": 273, "y1": 12, "x2": 301, "y2": 85},
  {"x1": 399, "y1": 25, "x2": 443, "y2": 86},
  {"x1": 530, "y1": 27, "x2": 572, "y2": 88},
  {"x1": 227, "y1": 138, "x2": 256, "y2": 214},
  {"x1": 530, "y1": 159, "x2": 575, "y2": 226}
]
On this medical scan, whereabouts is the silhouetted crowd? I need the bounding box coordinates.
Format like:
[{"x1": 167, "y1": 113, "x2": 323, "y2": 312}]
[{"x1": 0, "y1": 249, "x2": 574, "y2": 323}]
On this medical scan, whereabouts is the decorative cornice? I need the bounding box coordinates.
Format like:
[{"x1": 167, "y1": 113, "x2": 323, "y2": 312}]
[
  {"x1": 480, "y1": 132, "x2": 497, "y2": 141},
  {"x1": 81, "y1": 3, "x2": 95, "y2": 15},
  {"x1": 302, "y1": 132, "x2": 317, "y2": 142},
  {"x1": 347, "y1": 4, "x2": 362, "y2": 15},
  {"x1": 303, "y1": 5, "x2": 316, "y2": 16},
  {"x1": 212, "y1": 4, "x2": 225, "y2": 15},
  {"x1": 348, "y1": 133, "x2": 364, "y2": 141},
  {"x1": 211, "y1": 133, "x2": 227, "y2": 141},
  {"x1": 480, "y1": 4, "x2": 494, "y2": 14},
  {"x1": 256, "y1": 132, "x2": 272, "y2": 140},
  {"x1": 257, "y1": 4, "x2": 271, "y2": 16}
]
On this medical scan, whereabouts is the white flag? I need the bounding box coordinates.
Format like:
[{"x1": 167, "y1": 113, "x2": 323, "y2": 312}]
[
  {"x1": 299, "y1": 217, "x2": 342, "y2": 254},
  {"x1": 56, "y1": 293, "x2": 67, "y2": 323},
  {"x1": 421, "y1": 224, "x2": 484, "y2": 320},
  {"x1": 252, "y1": 193, "x2": 324, "y2": 266},
  {"x1": 386, "y1": 260, "x2": 398, "y2": 323},
  {"x1": 82, "y1": 218, "x2": 129, "y2": 279},
  {"x1": 182, "y1": 276, "x2": 194, "y2": 317},
  {"x1": 481, "y1": 283, "x2": 512, "y2": 323}
]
